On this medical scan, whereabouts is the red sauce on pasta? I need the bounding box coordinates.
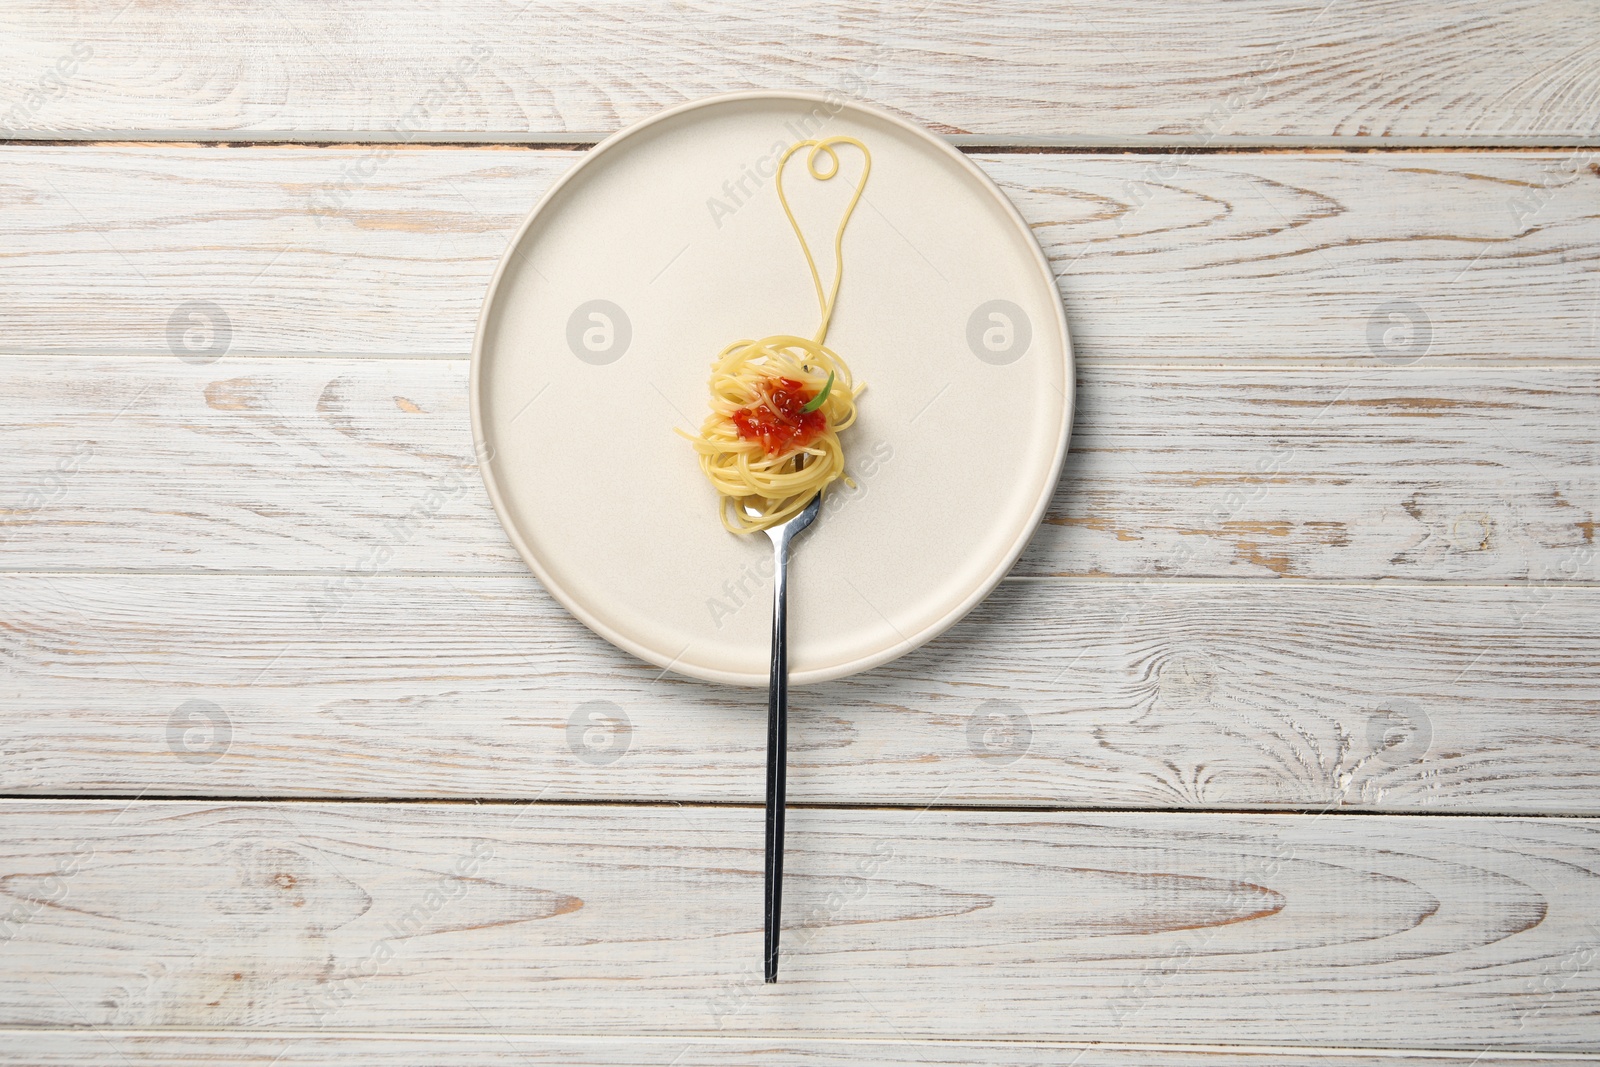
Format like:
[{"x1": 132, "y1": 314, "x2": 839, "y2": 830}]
[{"x1": 731, "y1": 377, "x2": 826, "y2": 456}]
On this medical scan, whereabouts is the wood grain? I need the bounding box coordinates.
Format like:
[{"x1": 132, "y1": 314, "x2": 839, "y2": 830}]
[
  {"x1": 4, "y1": 4, "x2": 1597, "y2": 1059},
  {"x1": 1, "y1": 802, "x2": 1597, "y2": 1049},
  {"x1": 1, "y1": 1, "x2": 1598, "y2": 141},
  {"x1": 3, "y1": 1032, "x2": 1595, "y2": 1066},
  {"x1": 2, "y1": 357, "x2": 1594, "y2": 581},
  {"x1": 0, "y1": 147, "x2": 1596, "y2": 362},
  {"x1": 3, "y1": 573, "x2": 1596, "y2": 810}
]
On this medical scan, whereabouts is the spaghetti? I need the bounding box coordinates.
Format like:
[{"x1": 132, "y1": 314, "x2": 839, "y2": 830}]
[{"x1": 679, "y1": 136, "x2": 871, "y2": 534}]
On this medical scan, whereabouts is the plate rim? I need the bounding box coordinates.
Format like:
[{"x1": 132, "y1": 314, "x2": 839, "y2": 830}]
[{"x1": 469, "y1": 89, "x2": 1074, "y2": 687}]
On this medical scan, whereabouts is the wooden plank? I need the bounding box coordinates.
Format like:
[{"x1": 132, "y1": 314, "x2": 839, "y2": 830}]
[
  {"x1": 2, "y1": 357, "x2": 1595, "y2": 581},
  {"x1": 1, "y1": 2, "x2": 1597, "y2": 141},
  {"x1": 0, "y1": 147, "x2": 1596, "y2": 362},
  {"x1": 1, "y1": 802, "x2": 1597, "y2": 1049},
  {"x1": 4, "y1": 574, "x2": 1597, "y2": 810},
  {"x1": 2, "y1": 1031, "x2": 1594, "y2": 1066}
]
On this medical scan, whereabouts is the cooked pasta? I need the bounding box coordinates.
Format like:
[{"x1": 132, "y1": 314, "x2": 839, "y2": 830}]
[{"x1": 679, "y1": 135, "x2": 871, "y2": 534}]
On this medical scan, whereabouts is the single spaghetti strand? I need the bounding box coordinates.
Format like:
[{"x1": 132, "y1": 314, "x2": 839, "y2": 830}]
[
  {"x1": 678, "y1": 135, "x2": 872, "y2": 534},
  {"x1": 774, "y1": 136, "x2": 872, "y2": 346}
]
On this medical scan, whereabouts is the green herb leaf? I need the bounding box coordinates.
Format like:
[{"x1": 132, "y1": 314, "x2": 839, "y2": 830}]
[{"x1": 800, "y1": 370, "x2": 835, "y2": 413}]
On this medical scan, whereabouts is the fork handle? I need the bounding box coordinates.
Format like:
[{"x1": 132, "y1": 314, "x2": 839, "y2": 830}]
[{"x1": 763, "y1": 532, "x2": 790, "y2": 984}]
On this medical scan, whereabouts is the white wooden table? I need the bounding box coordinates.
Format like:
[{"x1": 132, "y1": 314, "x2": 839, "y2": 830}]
[{"x1": 2, "y1": 3, "x2": 1598, "y2": 1062}]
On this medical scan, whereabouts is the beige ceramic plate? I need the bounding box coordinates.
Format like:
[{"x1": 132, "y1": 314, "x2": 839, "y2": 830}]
[{"x1": 471, "y1": 91, "x2": 1072, "y2": 686}]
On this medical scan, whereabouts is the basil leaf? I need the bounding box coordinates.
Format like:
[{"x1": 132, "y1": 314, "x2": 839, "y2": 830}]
[{"x1": 800, "y1": 370, "x2": 835, "y2": 413}]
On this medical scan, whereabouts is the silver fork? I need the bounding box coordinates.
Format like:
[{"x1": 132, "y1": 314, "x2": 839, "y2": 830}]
[{"x1": 746, "y1": 486, "x2": 822, "y2": 984}]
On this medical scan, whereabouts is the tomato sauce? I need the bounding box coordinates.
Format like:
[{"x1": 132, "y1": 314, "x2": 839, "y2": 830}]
[{"x1": 731, "y1": 377, "x2": 825, "y2": 456}]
